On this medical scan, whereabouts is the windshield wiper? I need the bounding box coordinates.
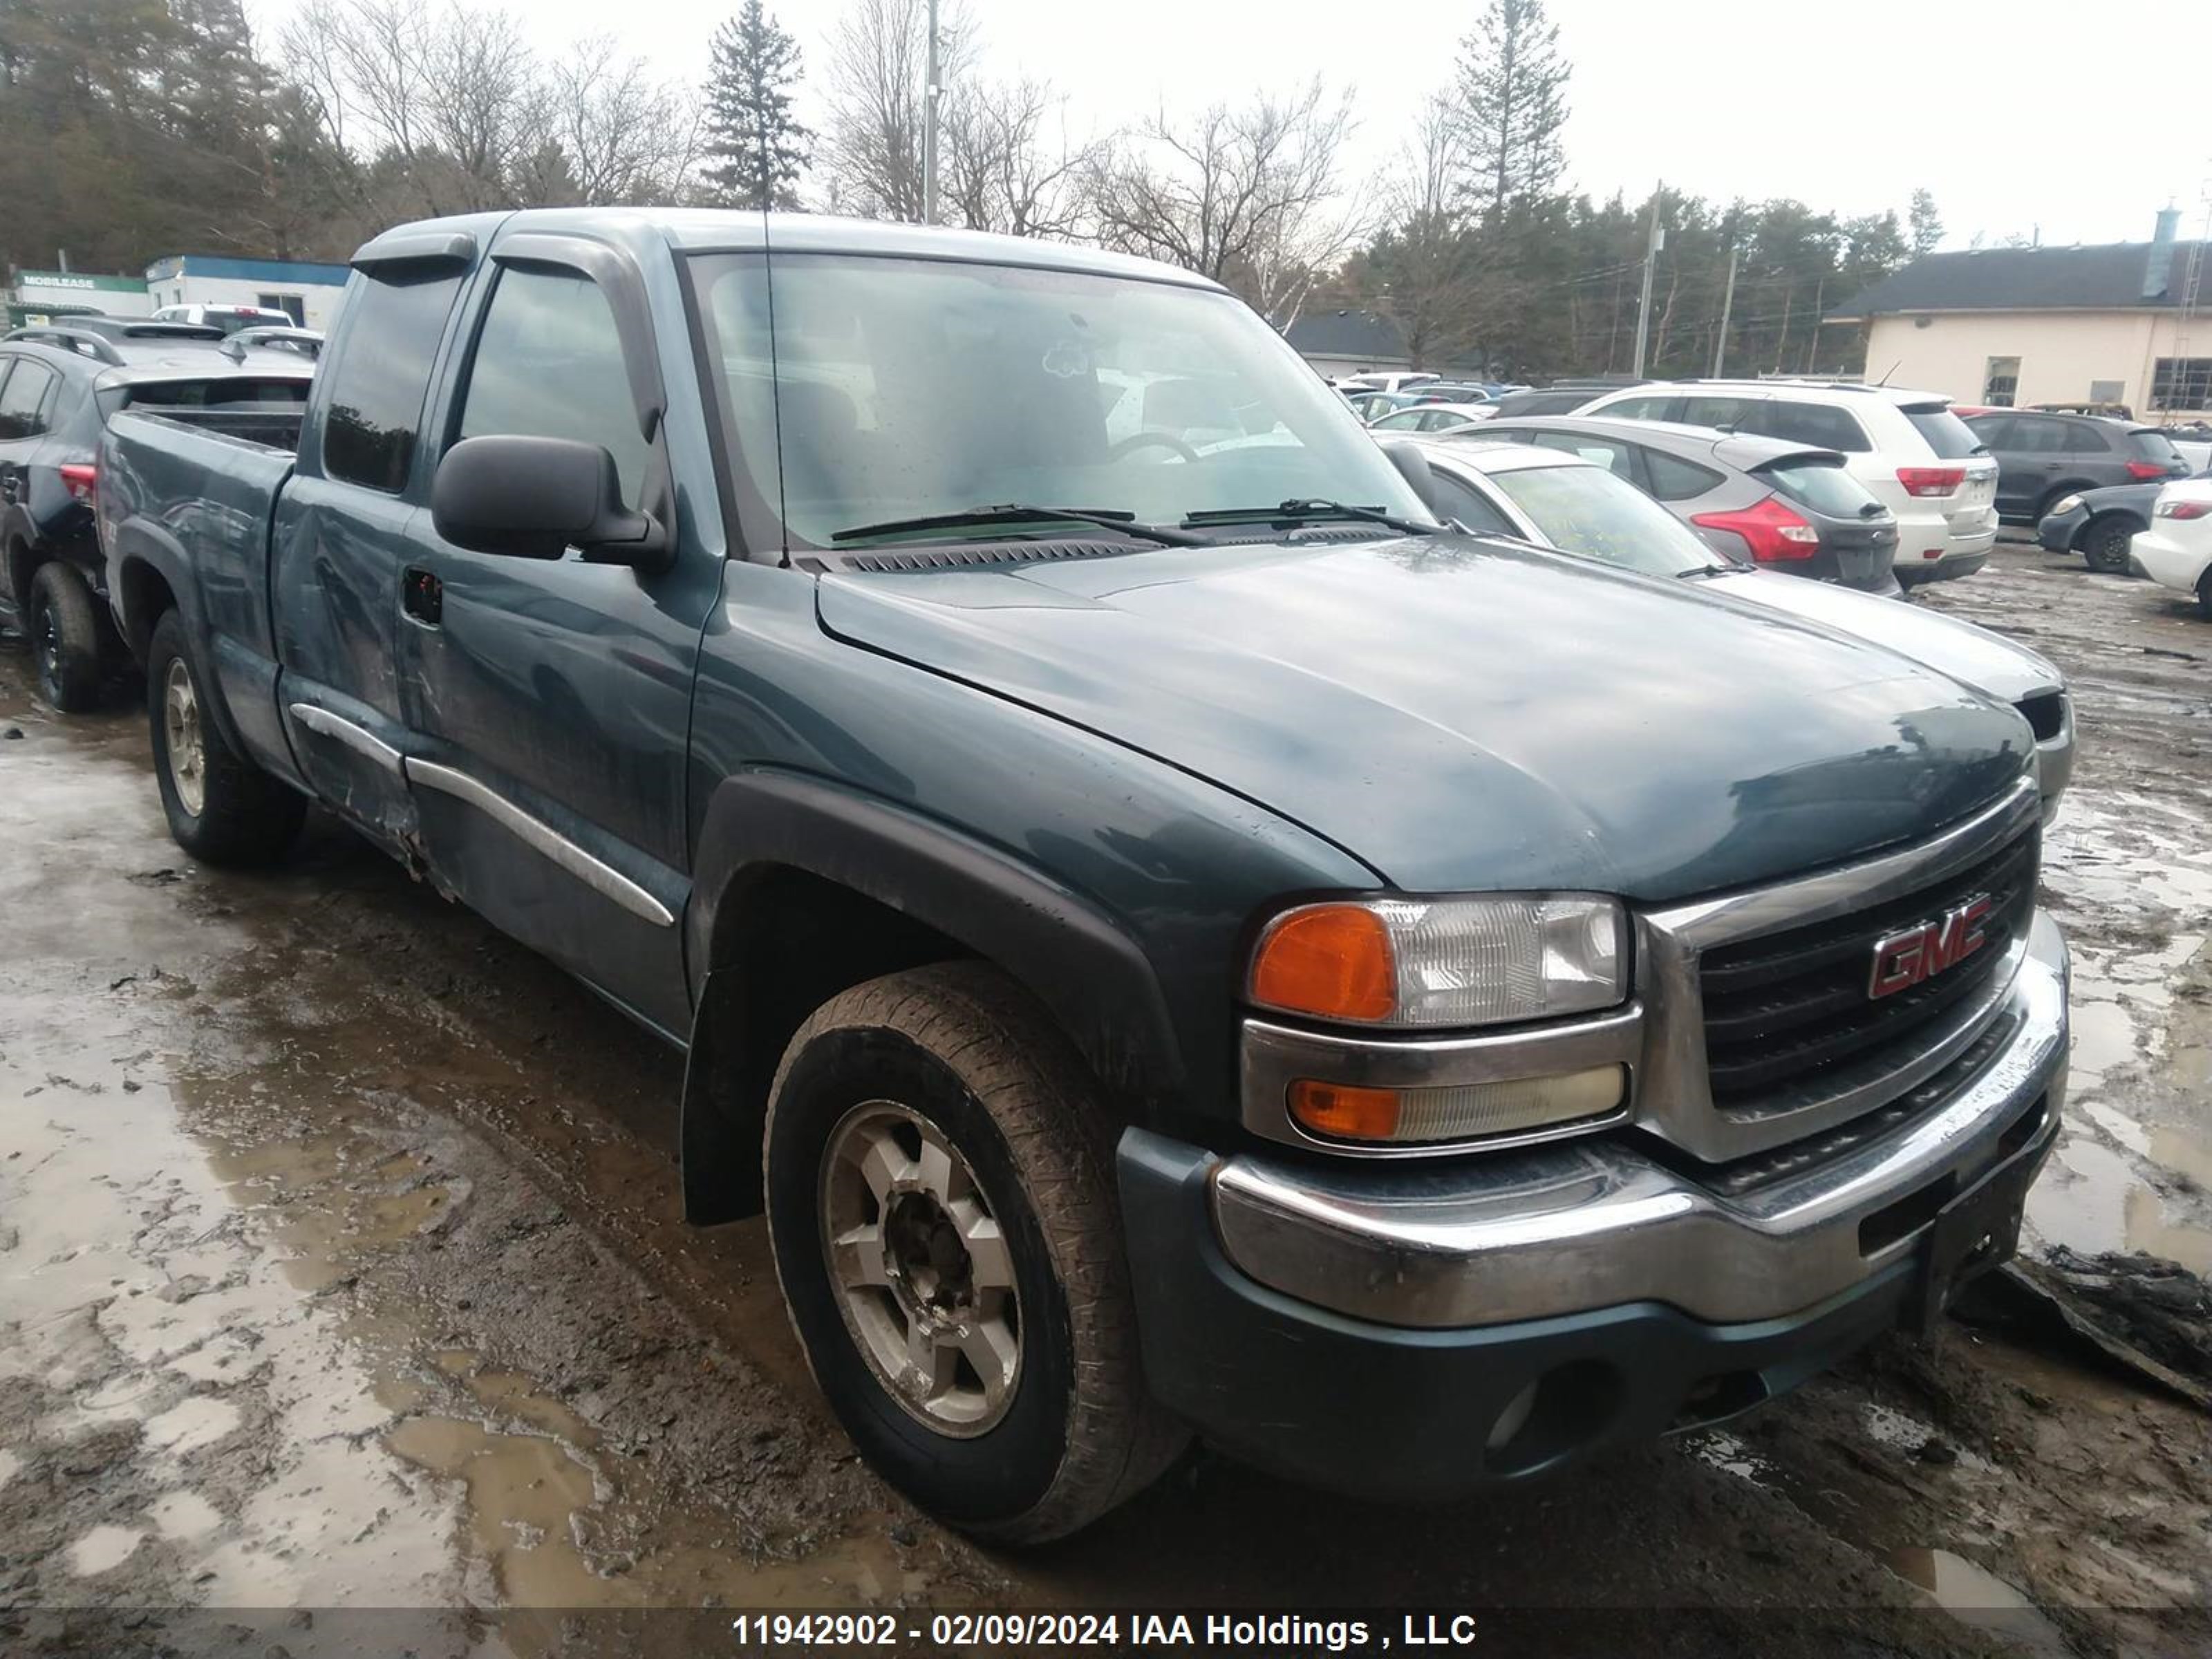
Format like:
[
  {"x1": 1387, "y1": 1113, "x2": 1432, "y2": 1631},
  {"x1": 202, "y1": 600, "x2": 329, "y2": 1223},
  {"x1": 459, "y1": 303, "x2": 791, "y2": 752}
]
[
  {"x1": 1181, "y1": 499, "x2": 1437, "y2": 536},
  {"x1": 1673, "y1": 563, "x2": 1737, "y2": 580},
  {"x1": 830, "y1": 504, "x2": 1201, "y2": 546}
]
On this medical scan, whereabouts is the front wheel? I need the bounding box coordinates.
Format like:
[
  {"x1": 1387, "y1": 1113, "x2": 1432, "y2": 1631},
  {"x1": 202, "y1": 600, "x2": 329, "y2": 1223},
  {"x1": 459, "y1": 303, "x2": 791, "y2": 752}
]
[
  {"x1": 147, "y1": 610, "x2": 305, "y2": 865},
  {"x1": 27, "y1": 560, "x2": 104, "y2": 712},
  {"x1": 2081, "y1": 515, "x2": 2138, "y2": 575},
  {"x1": 763, "y1": 963, "x2": 1185, "y2": 1542}
]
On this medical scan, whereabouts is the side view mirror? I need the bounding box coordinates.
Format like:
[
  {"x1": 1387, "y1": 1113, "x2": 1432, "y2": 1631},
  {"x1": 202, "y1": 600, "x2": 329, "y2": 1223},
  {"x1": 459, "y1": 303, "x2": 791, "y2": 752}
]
[
  {"x1": 1380, "y1": 438, "x2": 1445, "y2": 521},
  {"x1": 431, "y1": 434, "x2": 668, "y2": 570}
]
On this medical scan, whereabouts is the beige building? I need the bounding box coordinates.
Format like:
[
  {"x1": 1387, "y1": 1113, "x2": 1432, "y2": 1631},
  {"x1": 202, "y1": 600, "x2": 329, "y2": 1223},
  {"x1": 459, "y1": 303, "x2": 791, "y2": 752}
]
[{"x1": 1827, "y1": 212, "x2": 2209, "y2": 420}]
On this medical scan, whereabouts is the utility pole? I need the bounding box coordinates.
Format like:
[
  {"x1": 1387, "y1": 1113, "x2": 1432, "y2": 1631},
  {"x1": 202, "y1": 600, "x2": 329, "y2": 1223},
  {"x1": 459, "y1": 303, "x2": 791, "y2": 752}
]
[
  {"x1": 1631, "y1": 186, "x2": 1663, "y2": 379},
  {"x1": 919, "y1": 0, "x2": 939, "y2": 225},
  {"x1": 1711, "y1": 244, "x2": 1738, "y2": 377}
]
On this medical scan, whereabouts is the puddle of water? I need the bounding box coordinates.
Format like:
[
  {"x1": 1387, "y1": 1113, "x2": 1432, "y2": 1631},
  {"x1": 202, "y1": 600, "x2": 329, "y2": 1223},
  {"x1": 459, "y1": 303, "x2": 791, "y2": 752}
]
[
  {"x1": 1858, "y1": 1404, "x2": 1991, "y2": 1472},
  {"x1": 1886, "y1": 1548, "x2": 2071, "y2": 1656}
]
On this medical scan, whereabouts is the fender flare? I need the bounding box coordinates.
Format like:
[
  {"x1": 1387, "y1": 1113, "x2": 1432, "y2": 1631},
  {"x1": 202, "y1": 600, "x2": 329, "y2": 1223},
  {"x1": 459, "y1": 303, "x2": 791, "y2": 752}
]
[
  {"x1": 679, "y1": 769, "x2": 1191, "y2": 1224},
  {"x1": 109, "y1": 518, "x2": 252, "y2": 757}
]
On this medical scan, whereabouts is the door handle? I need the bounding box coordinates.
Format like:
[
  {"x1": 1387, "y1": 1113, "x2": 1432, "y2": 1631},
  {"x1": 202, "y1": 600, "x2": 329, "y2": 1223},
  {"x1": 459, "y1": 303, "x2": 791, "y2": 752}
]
[{"x1": 403, "y1": 566, "x2": 443, "y2": 625}]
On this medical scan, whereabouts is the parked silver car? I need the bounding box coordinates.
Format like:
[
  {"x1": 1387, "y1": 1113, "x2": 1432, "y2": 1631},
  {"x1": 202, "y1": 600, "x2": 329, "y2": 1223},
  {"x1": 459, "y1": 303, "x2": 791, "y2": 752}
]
[
  {"x1": 1467, "y1": 416, "x2": 1901, "y2": 593},
  {"x1": 1404, "y1": 438, "x2": 2074, "y2": 818}
]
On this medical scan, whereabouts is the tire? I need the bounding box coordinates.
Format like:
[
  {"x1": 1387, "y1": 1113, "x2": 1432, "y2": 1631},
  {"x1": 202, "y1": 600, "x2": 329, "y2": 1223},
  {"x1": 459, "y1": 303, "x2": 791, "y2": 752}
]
[
  {"x1": 2080, "y1": 515, "x2": 2139, "y2": 576},
  {"x1": 147, "y1": 609, "x2": 305, "y2": 865},
  {"x1": 26, "y1": 560, "x2": 103, "y2": 712},
  {"x1": 2198, "y1": 569, "x2": 2212, "y2": 622},
  {"x1": 763, "y1": 962, "x2": 1185, "y2": 1542}
]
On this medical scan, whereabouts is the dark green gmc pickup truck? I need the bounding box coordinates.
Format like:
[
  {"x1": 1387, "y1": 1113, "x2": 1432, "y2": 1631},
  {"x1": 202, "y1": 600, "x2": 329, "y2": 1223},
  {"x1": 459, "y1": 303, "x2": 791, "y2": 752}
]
[{"x1": 97, "y1": 209, "x2": 2069, "y2": 1541}]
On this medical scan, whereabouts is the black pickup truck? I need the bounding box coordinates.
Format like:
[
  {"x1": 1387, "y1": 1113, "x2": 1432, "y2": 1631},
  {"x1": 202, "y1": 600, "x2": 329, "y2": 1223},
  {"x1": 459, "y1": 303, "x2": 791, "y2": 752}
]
[{"x1": 98, "y1": 209, "x2": 2071, "y2": 1541}]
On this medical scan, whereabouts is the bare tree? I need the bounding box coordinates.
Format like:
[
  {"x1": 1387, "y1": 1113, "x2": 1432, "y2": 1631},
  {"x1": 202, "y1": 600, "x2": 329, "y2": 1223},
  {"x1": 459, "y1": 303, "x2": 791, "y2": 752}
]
[
  {"x1": 939, "y1": 76, "x2": 1096, "y2": 240},
  {"x1": 1085, "y1": 78, "x2": 1365, "y2": 324},
  {"x1": 281, "y1": 0, "x2": 695, "y2": 216},
  {"x1": 1358, "y1": 96, "x2": 1492, "y2": 366},
  {"x1": 545, "y1": 37, "x2": 702, "y2": 205},
  {"x1": 816, "y1": 0, "x2": 973, "y2": 221}
]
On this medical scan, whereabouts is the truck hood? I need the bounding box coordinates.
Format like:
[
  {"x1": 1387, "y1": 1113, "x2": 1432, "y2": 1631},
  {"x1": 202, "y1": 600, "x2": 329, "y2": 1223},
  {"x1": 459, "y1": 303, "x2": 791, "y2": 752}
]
[
  {"x1": 1702, "y1": 570, "x2": 2064, "y2": 704},
  {"x1": 817, "y1": 536, "x2": 2034, "y2": 901}
]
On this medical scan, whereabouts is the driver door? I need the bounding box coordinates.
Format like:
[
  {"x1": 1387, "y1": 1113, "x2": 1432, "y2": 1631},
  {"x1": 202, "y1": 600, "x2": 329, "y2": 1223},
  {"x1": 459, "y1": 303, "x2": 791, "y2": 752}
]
[{"x1": 397, "y1": 241, "x2": 714, "y2": 1039}]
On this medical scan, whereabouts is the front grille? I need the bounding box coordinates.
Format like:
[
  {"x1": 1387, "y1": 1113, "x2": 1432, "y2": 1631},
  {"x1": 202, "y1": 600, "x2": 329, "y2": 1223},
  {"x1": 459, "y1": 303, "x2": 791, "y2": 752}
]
[
  {"x1": 2014, "y1": 691, "x2": 2065, "y2": 743},
  {"x1": 1697, "y1": 824, "x2": 2038, "y2": 1111}
]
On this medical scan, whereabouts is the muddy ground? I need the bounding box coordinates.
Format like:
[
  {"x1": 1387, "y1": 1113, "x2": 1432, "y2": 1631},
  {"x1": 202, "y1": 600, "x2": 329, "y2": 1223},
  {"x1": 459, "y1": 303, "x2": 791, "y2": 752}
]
[{"x1": 1, "y1": 541, "x2": 2208, "y2": 1658}]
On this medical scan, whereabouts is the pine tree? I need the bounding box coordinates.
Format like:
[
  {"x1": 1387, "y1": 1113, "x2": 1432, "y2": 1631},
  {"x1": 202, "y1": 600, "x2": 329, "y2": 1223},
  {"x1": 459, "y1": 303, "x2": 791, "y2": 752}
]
[
  {"x1": 702, "y1": 0, "x2": 811, "y2": 211},
  {"x1": 1452, "y1": 0, "x2": 1571, "y2": 223},
  {"x1": 1909, "y1": 187, "x2": 1944, "y2": 256}
]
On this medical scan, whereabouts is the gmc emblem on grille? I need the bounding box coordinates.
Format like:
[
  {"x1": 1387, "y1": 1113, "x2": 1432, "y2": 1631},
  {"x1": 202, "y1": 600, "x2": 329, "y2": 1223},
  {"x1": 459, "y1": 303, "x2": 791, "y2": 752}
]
[{"x1": 1868, "y1": 895, "x2": 1993, "y2": 1000}]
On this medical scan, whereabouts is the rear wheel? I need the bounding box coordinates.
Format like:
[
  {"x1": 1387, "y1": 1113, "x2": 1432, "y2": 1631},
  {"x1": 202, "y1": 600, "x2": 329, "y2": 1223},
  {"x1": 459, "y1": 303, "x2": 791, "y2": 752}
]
[
  {"x1": 763, "y1": 962, "x2": 1185, "y2": 1542},
  {"x1": 2197, "y1": 569, "x2": 2212, "y2": 621},
  {"x1": 2080, "y1": 514, "x2": 2139, "y2": 575},
  {"x1": 147, "y1": 610, "x2": 305, "y2": 865},
  {"x1": 27, "y1": 561, "x2": 103, "y2": 712}
]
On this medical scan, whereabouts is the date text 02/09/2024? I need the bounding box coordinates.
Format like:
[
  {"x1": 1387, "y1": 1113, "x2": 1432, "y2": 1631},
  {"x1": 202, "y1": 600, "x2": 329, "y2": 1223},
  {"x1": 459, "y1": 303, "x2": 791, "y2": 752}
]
[{"x1": 726, "y1": 1613, "x2": 1483, "y2": 1649}]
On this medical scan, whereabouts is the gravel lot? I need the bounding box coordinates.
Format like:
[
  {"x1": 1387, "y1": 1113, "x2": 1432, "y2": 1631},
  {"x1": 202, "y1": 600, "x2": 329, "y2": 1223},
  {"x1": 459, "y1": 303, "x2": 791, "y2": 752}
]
[{"x1": 2, "y1": 541, "x2": 2208, "y2": 1657}]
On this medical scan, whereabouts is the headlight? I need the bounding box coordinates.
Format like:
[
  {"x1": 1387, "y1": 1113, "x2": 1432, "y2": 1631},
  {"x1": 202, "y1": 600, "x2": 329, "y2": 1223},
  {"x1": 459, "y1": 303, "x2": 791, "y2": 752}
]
[
  {"x1": 2049, "y1": 494, "x2": 2083, "y2": 517},
  {"x1": 1248, "y1": 895, "x2": 1627, "y2": 1029}
]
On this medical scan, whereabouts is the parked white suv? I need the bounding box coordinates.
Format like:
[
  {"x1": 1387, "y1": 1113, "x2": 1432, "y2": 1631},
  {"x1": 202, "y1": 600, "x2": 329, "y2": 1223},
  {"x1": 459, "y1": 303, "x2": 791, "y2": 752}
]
[
  {"x1": 1577, "y1": 380, "x2": 1998, "y2": 588},
  {"x1": 2130, "y1": 477, "x2": 2212, "y2": 616},
  {"x1": 149, "y1": 303, "x2": 297, "y2": 337}
]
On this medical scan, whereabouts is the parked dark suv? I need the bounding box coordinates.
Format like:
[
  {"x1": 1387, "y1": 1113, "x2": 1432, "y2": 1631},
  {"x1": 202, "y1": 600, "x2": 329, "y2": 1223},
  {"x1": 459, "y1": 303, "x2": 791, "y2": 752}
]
[
  {"x1": 1963, "y1": 411, "x2": 2190, "y2": 523},
  {"x1": 0, "y1": 321, "x2": 312, "y2": 709}
]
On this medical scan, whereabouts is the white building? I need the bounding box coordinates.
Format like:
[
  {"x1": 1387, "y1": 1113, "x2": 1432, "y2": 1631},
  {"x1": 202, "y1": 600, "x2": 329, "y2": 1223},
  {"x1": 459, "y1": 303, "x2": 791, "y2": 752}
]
[
  {"x1": 10, "y1": 270, "x2": 153, "y2": 321},
  {"x1": 143, "y1": 253, "x2": 352, "y2": 330},
  {"x1": 1827, "y1": 210, "x2": 2211, "y2": 421}
]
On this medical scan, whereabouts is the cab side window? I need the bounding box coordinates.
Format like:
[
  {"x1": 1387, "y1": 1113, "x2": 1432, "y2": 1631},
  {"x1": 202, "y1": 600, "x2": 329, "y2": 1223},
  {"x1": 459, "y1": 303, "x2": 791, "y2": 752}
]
[
  {"x1": 456, "y1": 265, "x2": 651, "y2": 501},
  {"x1": 0, "y1": 359, "x2": 58, "y2": 440},
  {"x1": 320, "y1": 269, "x2": 465, "y2": 494}
]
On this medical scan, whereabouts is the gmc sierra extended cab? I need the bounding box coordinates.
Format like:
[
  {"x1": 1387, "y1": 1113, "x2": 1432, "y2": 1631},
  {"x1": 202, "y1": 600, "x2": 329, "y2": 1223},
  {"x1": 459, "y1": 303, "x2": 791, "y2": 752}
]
[{"x1": 98, "y1": 209, "x2": 2070, "y2": 1542}]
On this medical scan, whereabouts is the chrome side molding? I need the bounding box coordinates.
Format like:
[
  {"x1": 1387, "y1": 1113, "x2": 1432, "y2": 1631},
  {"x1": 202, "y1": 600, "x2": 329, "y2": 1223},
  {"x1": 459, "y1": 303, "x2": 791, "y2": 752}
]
[
  {"x1": 402, "y1": 759, "x2": 675, "y2": 929},
  {"x1": 287, "y1": 702, "x2": 404, "y2": 777}
]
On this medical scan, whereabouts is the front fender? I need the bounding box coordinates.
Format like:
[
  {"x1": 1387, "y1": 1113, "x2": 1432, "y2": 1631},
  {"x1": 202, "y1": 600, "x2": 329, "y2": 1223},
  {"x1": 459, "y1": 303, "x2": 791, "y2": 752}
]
[{"x1": 680, "y1": 769, "x2": 1192, "y2": 1222}]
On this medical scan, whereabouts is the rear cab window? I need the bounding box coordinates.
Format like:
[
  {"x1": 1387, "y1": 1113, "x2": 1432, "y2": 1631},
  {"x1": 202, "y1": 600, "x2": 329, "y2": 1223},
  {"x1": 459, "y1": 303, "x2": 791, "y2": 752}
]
[
  {"x1": 1901, "y1": 404, "x2": 1986, "y2": 458},
  {"x1": 319, "y1": 270, "x2": 466, "y2": 493},
  {"x1": 2130, "y1": 429, "x2": 2184, "y2": 463}
]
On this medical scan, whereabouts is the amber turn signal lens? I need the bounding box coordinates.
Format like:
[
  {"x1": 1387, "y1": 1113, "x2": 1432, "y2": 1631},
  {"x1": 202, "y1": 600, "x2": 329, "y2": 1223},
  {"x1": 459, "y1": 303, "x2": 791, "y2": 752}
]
[
  {"x1": 1249, "y1": 905, "x2": 1397, "y2": 1022},
  {"x1": 1288, "y1": 1081, "x2": 1403, "y2": 1142}
]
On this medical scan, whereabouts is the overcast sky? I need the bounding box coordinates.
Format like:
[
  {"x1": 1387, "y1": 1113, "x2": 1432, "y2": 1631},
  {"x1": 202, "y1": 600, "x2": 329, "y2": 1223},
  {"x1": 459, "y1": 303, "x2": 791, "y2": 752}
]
[{"x1": 245, "y1": 0, "x2": 2212, "y2": 249}]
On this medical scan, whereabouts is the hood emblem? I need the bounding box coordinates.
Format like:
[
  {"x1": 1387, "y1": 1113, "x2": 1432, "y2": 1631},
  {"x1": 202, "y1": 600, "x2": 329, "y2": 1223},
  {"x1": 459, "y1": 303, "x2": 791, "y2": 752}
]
[{"x1": 1868, "y1": 895, "x2": 1993, "y2": 1000}]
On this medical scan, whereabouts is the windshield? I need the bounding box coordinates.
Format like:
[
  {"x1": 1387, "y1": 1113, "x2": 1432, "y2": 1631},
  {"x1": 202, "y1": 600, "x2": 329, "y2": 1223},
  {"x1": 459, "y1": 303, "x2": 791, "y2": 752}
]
[
  {"x1": 1904, "y1": 405, "x2": 1986, "y2": 458},
  {"x1": 1490, "y1": 462, "x2": 1723, "y2": 575},
  {"x1": 688, "y1": 252, "x2": 1429, "y2": 551}
]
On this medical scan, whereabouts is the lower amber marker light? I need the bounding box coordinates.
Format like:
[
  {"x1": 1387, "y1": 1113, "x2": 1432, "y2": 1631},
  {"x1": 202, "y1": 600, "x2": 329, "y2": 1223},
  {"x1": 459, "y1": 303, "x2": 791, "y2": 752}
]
[{"x1": 1288, "y1": 1066, "x2": 1626, "y2": 1146}]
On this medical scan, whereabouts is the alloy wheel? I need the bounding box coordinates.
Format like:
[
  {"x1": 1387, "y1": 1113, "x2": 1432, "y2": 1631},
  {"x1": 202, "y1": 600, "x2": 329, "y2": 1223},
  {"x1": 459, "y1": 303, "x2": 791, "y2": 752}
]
[
  {"x1": 163, "y1": 657, "x2": 207, "y2": 816},
  {"x1": 819, "y1": 1099, "x2": 1021, "y2": 1436}
]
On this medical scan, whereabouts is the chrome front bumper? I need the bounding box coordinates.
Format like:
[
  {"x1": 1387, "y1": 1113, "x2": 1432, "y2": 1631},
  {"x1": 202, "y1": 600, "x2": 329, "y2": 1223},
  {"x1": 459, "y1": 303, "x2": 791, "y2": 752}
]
[{"x1": 1210, "y1": 909, "x2": 2067, "y2": 1331}]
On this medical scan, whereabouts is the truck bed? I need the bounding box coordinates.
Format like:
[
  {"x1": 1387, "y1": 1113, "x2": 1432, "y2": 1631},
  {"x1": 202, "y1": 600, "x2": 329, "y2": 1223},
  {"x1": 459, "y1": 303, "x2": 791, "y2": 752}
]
[{"x1": 100, "y1": 406, "x2": 301, "y2": 699}]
